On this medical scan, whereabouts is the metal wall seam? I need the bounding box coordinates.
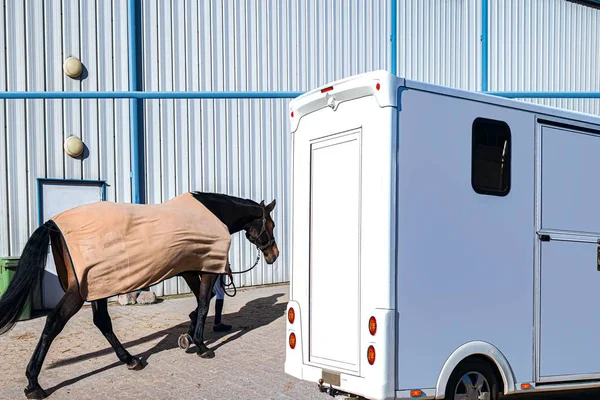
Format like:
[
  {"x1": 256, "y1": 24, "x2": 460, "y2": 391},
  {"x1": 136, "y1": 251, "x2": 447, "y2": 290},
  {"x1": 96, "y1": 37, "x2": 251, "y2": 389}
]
[
  {"x1": 481, "y1": 0, "x2": 488, "y2": 91},
  {"x1": 62, "y1": 0, "x2": 82, "y2": 182},
  {"x1": 391, "y1": 0, "x2": 397, "y2": 74},
  {"x1": 98, "y1": 0, "x2": 116, "y2": 204},
  {"x1": 43, "y1": 1, "x2": 64, "y2": 183},
  {"x1": 81, "y1": 0, "x2": 100, "y2": 185},
  {"x1": 6, "y1": 1, "x2": 28, "y2": 255},
  {"x1": 25, "y1": 1, "x2": 47, "y2": 242},
  {"x1": 113, "y1": 1, "x2": 131, "y2": 205},
  {"x1": 0, "y1": 0, "x2": 7, "y2": 257}
]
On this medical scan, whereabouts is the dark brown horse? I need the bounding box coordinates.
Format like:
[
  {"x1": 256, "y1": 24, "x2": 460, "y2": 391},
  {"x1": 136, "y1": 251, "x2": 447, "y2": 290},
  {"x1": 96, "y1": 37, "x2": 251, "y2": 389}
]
[{"x1": 0, "y1": 192, "x2": 279, "y2": 399}]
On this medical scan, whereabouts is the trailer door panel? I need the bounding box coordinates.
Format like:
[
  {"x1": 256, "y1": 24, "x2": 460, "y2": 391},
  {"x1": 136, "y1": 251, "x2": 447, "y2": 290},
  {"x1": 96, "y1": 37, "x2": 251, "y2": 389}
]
[
  {"x1": 309, "y1": 130, "x2": 361, "y2": 372},
  {"x1": 538, "y1": 124, "x2": 600, "y2": 383}
]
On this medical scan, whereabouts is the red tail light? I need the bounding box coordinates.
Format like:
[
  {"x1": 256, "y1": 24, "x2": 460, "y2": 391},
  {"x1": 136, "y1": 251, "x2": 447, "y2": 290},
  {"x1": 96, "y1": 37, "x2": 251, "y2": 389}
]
[
  {"x1": 369, "y1": 316, "x2": 377, "y2": 335},
  {"x1": 289, "y1": 332, "x2": 296, "y2": 349},
  {"x1": 367, "y1": 345, "x2": 376, "y2": 365},
  {"x1": 288, "y1": 307, "x2": 295, "y2": 324}
]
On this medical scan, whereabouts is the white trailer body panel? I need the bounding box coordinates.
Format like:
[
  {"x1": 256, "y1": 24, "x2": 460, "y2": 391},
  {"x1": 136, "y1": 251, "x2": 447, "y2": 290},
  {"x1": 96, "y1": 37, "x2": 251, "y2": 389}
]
[
  {"x1": 285, "y1": 70, "x2": 600, "y2": 400},
  {"x1": 395, "y1": 87, "x2": 535, "y2": 390}
]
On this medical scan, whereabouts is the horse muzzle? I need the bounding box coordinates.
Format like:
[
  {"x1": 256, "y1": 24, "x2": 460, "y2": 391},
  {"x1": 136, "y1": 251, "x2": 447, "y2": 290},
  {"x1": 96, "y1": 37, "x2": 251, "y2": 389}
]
[{"x1": 263, "y1": 243, "x2": 280, "y2": 265}]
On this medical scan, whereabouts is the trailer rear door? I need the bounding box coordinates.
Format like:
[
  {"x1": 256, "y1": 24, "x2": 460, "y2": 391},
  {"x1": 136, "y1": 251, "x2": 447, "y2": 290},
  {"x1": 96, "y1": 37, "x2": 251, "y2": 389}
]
[
  {"x1": 537, "y1": 123, "x2": 600, "y2": 383},
  {"x1": 309, "y1": 128, "x2": 362, "y2": 372},
  {"x1": 287, "y1": 72, "x2": 400, "y2": 400}
]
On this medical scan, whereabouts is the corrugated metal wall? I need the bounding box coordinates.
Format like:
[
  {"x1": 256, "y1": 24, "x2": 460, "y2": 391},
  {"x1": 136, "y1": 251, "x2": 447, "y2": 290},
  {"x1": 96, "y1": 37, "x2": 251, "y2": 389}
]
[
  {"x1": 138, "y1": 0, "x2": 390, "y2": 295},
  {"x1": 2, "y1": 0, "x2": 599, "y2": 300},
  {"x1": 0, "y1": 1, "x2": 131, "y2": 260},
  {"x1": 0, "y1": 0, "x2": 391, "y2": 299},
  {"x1": 396, "y1": 0, "x2": 482, "y2": 92},
  {"x1": 488, "y1": 0, "x2": 600, "y2": 114},
  {"x1": 394, "y1": 0, "x2": 600, "y2": 115}
]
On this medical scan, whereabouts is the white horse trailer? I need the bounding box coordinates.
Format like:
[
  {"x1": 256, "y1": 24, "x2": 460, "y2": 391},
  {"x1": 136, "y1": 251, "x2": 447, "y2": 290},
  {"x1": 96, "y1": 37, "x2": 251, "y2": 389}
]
[{"x1": 284, "y1": 70, "x2": 600, "y2": 400}]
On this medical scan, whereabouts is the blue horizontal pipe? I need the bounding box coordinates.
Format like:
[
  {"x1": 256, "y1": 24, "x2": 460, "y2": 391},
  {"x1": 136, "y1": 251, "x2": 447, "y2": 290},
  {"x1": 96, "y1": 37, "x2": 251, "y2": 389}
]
[
  {"x1": 487, "y1": 91, "x2": 600, "y2": 99},
  {"x1": 0, "y1": 91, "x2": 305, "y2": 100},
  {"x1": 3, "y1": 89, "x2": 600, "y2": 100}
]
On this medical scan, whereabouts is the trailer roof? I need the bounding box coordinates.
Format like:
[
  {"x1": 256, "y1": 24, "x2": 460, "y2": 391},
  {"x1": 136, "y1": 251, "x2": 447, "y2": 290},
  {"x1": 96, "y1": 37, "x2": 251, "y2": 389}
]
[{"x1": 403, "y1": 78, "x2": 600, "y2": 129}]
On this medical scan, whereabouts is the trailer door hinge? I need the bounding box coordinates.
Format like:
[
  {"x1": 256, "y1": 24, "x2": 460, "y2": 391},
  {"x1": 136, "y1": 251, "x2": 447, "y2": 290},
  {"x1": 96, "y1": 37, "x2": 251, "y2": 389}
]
[{"x1": 539, "y1": 234, "x2": 551, "y2": 242}]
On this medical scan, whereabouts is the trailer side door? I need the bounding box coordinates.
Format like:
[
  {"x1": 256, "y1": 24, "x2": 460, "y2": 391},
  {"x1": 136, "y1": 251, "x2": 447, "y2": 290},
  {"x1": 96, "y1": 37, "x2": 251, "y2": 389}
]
[{"x1": 536, "y1": 122, "x2": 600, "y2": 383}]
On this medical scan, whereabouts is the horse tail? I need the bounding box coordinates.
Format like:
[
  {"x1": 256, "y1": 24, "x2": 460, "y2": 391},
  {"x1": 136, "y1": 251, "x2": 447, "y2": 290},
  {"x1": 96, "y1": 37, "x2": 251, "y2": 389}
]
[{"x1": 0, "y1": 220, "x2": 54, "y2": 335}]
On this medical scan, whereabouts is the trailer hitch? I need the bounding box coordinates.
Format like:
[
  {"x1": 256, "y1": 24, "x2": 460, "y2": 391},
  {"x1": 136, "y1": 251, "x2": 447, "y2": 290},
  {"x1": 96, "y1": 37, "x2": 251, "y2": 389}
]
[{"x1": 318, "y1": 378, "x2": 338, "y2": 397}]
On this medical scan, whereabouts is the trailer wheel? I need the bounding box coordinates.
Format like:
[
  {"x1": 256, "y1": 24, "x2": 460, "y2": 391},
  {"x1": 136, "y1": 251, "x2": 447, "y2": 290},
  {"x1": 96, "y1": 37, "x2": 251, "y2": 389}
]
[{"x1": 444, "y1": 358, "x2": 500, "y2": 400}]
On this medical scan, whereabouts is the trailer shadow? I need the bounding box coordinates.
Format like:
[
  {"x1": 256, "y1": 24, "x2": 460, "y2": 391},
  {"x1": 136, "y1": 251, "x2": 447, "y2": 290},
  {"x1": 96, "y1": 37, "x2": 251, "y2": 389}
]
[{"x1": 41, "y1": 293, "x2": 286, "y2": 396}]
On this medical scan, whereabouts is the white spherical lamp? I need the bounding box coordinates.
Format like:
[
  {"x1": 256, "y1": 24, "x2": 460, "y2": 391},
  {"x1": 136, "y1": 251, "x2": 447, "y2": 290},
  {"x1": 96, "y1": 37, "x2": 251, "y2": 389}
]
[
  {"x1": 63, "y1": 57, "x2": 83, "y2": 78},
  {"x1": 64, "y1": 135, "x2": 84, "y2": 158}
]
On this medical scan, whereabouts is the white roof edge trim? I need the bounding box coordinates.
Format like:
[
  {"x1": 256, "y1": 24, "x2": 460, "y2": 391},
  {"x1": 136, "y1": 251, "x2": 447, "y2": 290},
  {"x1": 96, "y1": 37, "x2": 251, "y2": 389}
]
[
  {"x1": 288, "y1": 70, "x2": 406, "y2": 133},
  {"x1": 404, "y1": 79, "x2": 600, "y2": 128}
]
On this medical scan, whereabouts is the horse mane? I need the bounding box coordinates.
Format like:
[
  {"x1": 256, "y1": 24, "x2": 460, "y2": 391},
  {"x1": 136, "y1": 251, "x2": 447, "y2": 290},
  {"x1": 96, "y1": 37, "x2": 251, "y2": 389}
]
[{"x1": 189, "y1": 191, "x2": 263, "y2": 233}]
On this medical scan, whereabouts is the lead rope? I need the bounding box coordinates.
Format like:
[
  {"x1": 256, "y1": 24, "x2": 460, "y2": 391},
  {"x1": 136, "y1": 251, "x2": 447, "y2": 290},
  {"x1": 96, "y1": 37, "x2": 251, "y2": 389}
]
[{"x1": 222, "y1": 252, "x2": 261, "y2": 297}]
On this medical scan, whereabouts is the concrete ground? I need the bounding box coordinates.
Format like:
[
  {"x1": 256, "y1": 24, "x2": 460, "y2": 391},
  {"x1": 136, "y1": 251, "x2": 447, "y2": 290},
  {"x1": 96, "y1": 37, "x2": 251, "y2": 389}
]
[{"x1": 0, "y1": 283, "x2": 599, "y2": 400}]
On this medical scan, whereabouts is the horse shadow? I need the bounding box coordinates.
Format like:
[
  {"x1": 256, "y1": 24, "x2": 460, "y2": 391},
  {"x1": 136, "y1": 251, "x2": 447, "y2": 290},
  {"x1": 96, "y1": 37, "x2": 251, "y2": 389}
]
[{"x1": 42, "y1": 292, "x2": 286, "y2": 396}]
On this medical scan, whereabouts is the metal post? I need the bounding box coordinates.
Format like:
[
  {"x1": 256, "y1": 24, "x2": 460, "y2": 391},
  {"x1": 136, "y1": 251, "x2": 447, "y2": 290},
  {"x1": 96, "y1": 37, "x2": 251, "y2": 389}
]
[
  {"x1": 481, "y1": 0, "x2": 489, "y2": 92},
  {"x1": 390, "y1": 0, "x2": 397, "y2": 75},
  {"x1": 128, "y1": 0, "x2": 143, "y2": 204}
]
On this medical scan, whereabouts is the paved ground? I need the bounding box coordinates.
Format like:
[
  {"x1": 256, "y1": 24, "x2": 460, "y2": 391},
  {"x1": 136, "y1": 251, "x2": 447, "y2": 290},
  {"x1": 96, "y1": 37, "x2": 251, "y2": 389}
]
[
  {"x1": 0, "y1": 283, "x2": 330, "y2": 400},
  {"x1": 1, "y1": 283, "x2": 600, "y2": 400}
]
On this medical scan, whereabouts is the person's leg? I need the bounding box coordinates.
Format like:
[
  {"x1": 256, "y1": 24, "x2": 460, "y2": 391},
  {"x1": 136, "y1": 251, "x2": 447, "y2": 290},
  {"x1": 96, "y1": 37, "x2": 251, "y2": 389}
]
[{"x1": 213, "y1": 276, "x2": 231, "y2": 332}]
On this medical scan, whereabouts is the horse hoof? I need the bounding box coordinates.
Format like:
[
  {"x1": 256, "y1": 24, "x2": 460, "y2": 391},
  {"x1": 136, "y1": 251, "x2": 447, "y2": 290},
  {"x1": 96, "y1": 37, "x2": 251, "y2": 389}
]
[
  {"x1": 178, "y1": 333, "x2": 192, "y2": 350},
  {"x1": 197, "y1": 348, "x2": 215, "y2": 359},
  {"x1": 24, "y1": 387, "x2": 47, "y2": 399},
  {"x1": 127, "y1": 357, "x2": 144, "y2": 371}
]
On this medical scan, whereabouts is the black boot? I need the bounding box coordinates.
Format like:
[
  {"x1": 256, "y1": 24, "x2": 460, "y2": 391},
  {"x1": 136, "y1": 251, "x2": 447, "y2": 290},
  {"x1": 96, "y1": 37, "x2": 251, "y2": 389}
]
[{"x1": 213, "y1": 299, "x2": 232, "y2": 332}]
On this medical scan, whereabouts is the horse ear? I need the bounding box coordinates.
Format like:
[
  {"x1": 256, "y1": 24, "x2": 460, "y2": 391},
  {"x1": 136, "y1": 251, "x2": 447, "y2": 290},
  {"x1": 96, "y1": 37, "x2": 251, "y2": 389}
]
[
  {"x1": 260, "y1": 200, "x2": 265, "y2": 207},
  {"x1": 266, "y1": 199, "x2": 276, "y2": 212}
]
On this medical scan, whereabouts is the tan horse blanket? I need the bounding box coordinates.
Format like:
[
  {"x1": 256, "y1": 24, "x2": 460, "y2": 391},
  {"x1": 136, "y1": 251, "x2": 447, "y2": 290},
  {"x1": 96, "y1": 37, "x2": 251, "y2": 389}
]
[{"x1": 49, "y1": 192, "x2": 231, "y2": 301}]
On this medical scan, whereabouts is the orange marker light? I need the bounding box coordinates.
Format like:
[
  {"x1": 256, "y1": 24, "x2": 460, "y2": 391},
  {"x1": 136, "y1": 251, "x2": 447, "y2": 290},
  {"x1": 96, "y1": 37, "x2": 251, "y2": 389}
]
[
  {"x1": 521, "y1": 383, "x2": 531, "y2": 390},
  {"x1": 410, "y1": 389, "x2": 423, "y2": 397},
  {"x1": 288, "y1": 307, "x2": 295, "y2": 324},
  {"x1": 369, "y1": 316, "x2": 377, "y2": 335},
  {"x1": 367, "y1": 345, "x2": 376, "y2": 365},
  {"x1": 289, "y1": 332, "x2": 296, "y2": 349}
]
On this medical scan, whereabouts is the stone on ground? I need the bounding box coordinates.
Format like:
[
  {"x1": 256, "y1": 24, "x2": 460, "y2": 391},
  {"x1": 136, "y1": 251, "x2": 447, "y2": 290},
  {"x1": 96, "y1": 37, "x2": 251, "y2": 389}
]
[
  {"x1": 136, "y1": 290, "x2": 158, "y2": 305},
  {"x1": 117, "y1": 292, "x2": 138, "y2": 305}
]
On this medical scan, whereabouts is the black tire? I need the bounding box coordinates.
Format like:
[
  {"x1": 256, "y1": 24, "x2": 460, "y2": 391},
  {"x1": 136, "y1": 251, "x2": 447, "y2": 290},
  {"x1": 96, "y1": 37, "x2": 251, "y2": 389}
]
[{"x1": 445, "y1": 358, "x2": 500, "y2": 400}]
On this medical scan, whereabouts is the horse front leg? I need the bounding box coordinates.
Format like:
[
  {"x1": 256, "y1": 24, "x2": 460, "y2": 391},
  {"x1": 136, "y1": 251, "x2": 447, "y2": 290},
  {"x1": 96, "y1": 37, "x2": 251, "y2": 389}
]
[{"x1": 193, "y1": 273, "x2": 217, "y2": 358}]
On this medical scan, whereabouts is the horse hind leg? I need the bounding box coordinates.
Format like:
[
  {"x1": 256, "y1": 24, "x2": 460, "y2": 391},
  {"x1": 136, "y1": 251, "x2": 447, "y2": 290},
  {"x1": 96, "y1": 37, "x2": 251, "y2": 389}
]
[
  {"x1": 25, "y1": 290, "x2": 84, "y2": 399},
  {"x1": 92, "y1": 299, "x2": 144, "y2": 370},
  {"x1": 193, "y1": 273, "x2": 218, "y2": 359}
]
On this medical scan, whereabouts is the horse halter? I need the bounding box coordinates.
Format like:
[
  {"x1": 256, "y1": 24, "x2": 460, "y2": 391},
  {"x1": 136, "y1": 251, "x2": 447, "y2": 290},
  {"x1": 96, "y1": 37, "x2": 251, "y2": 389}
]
[{"x1": 245, "y1": 209, "x2": 275, "y2": 251}]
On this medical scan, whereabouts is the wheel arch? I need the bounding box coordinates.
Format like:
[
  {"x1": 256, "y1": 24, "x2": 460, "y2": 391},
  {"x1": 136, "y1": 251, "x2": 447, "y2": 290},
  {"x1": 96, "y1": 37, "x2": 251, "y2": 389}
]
[{"x1": 434, "y1": 341, "x2": 517, "y2": 398}]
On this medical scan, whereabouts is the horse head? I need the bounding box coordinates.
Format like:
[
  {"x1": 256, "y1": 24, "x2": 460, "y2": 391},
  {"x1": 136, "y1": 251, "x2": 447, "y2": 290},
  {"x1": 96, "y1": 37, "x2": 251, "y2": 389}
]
[{"x1": 244, "y1": 199, "x2": 279, "y2": 264}]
